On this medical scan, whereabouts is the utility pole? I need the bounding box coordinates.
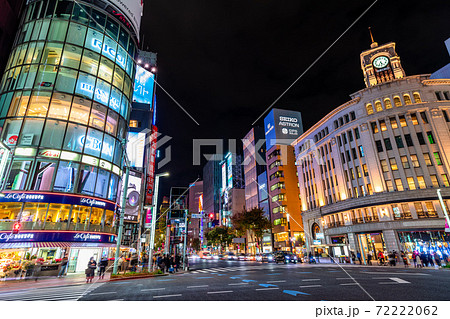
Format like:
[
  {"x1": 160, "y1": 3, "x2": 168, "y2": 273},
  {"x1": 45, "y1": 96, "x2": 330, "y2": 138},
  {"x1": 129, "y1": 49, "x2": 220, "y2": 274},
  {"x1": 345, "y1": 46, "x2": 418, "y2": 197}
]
[
  {"x1": 113, "y1": 140, "x2": 130, "y2": 275},
  {"x1": 182, "y1": 210, "x2": 188, "y2": 270}
]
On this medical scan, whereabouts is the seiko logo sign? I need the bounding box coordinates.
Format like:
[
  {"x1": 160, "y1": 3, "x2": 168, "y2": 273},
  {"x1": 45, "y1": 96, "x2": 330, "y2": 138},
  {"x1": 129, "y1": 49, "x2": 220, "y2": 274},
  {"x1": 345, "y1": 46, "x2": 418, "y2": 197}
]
[
  {"x1": 73, "y1": 233, "x2": 102, "y2": 241},
  {"x1": 80, "y1": 198, "x2": 106, "y2": 207},
  {"x1": 278, "y1": 116, "x2": 300, "y2": 128},
  {"x1": 0, "y1": 233, "x2": 34, "y2": 242},
  {"x1": 3, "y1": 193, "x2": 44, "y2": 201}
]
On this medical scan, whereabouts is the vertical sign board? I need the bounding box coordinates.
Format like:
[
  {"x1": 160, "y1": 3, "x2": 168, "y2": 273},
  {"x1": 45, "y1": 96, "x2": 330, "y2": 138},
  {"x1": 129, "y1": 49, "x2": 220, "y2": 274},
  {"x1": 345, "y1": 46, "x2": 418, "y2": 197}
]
[
  {"x1": 133, "y1": 65, "x2": 155, "y2": 106},
  {"x1": 264, "y1": 108, "x2": 303, "y2": 149},
  {"x1": 145, "y1": 126, "x2": 158, "y2": 206},
  {"x1": 226, "y1": 154, "x2": 233, "y2": 189}
]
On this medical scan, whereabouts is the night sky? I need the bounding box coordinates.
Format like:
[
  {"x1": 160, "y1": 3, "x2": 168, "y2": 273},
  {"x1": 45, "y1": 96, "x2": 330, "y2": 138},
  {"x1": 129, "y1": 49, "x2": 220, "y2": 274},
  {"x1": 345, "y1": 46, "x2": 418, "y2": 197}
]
[{"x1": 140, "y1": 0, "x2": 450, "y2": 201}]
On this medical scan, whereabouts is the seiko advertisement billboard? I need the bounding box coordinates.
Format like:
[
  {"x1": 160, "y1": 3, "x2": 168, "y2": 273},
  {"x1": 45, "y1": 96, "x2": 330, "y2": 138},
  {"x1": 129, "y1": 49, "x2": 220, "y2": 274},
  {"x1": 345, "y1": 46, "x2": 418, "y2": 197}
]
[{"x1": 264, "y1": 108, "x2": 303, "y2": 149}]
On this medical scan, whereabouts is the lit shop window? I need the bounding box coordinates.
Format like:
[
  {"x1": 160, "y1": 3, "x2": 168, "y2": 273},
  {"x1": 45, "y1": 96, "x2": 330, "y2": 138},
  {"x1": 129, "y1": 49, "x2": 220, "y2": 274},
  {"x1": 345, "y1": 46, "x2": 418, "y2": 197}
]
[
  {"x1": 27, "y1": 91, "x2": 51, "y2": 117},
  {"x1": 48, "y1": 93, "x2": 72, "y2": 120},
  {"x1": 423, "y1": 153, "x2": 432, "y2": 166},
  {"x1": 71, "y1": 205, "x2": 92, "y2": 229},
  {"x1": 410, "y1": 155, "x2": 420, "y2": 168},
  {"x1": 22, "y1": 203, "x2": 48, "y2": 225},
  {"x1": 113, "y1": 65, "x2": 125, "y2": 91},
  {"x1": 433, "y1": 152, "x2": 443, "y2": 165},
  {"x1": 61, "y1": 44, "x2": 82, "y2": 69},
  {"x1": 66, "y1": 23, "x2": 87, "y2": 46},
  {"x1": 89, "y1": 103, "x2": 106, "y2": 130},
  {"x1": 48, "y1": 20, "x2": 68, "y2": 42},
  {"x1": 7, "y1": 90, "x2": 30, "y2": 117},
  {"x1": 1, "y1": 119, "x2": 22, "y2": 146},
  {"x1": 78, "y1": 164, "x2": 98, "y2": 196},
  {"x1": 32, "y1": 160, "x2": 57, "y2": 191},
  {"x1": 395, "y1": 179, "x2": 404, "y2": 191},
  {"x1": 80, "y1": 50, "x2": 100, "y2": 76},
  {"x1": 0, "y1": 203, "x2": 24, "y2": 220},
  {"x1": 70, "y1": 97, "x2": 91, "y2": 125},
  {"x1": 53, "y1": 161, "x2": 79, "y2": 192},
  {"x1": 5, "y1": 160, "x2": 32, "y2": 190},
  {"x1": 98, "y1": 57, "x2": 114, "y2": 83}
]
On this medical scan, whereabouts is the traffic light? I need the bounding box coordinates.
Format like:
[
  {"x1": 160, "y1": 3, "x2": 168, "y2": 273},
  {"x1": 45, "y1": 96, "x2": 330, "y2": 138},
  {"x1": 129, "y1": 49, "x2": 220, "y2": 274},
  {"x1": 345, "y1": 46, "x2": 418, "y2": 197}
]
[
  {"x1": 12, "y1": 222, "x2": 21, "y2": 234},
  {"x1": 209, "y1": 213, "x2": 214, "y2": 220}
]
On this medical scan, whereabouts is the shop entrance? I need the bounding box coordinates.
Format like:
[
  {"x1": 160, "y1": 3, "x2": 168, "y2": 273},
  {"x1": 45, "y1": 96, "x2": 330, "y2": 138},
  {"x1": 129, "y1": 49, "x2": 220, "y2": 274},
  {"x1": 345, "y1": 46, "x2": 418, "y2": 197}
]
[
  {"x1": 69, "y1": 248, "x2": 101, "y2": 273},
  {"x1": 358, "y1": 232, "x2": 386, "y2": 264}
]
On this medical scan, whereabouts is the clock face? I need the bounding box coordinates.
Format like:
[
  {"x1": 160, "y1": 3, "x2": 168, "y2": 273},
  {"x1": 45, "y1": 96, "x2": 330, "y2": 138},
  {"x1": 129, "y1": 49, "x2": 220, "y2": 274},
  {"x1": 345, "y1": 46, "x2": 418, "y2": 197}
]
[{"x1": 373, "y1": 56, "x2": 389, "y2": 69}]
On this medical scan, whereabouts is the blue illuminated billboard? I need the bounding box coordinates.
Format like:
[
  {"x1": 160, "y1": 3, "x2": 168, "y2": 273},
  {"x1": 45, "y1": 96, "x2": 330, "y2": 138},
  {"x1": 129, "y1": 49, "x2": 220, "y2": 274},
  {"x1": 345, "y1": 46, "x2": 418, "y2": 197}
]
[
  {"x1": 264, "y1": 108, "x2": 303, "y2": 149},
  {"x1": 133, "y1": 65, "x2": 155, "y2": 106}
]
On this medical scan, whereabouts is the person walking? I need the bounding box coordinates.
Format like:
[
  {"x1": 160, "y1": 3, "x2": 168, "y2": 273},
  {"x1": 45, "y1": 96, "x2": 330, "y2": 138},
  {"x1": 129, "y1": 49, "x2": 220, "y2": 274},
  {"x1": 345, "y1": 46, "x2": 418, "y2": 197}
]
[
  {"x1": 356, "y1": 252, "x2": 362, "y2": 265},
  {"x1": 175, "y1": 255, "x2": 181, "y2": 272},
  {"x1": 400, "y1": 251, "x2": 409, "y2": 268},
  {"x1": 58, "y1": 255, "x2": 69, "y2": 278},
  {"x1": 98, "y1": 256, "x2": 108, "y2": 279},
  {"x1": 351, "y1": 251, "x2": 356, "y2": 264},
  {"x1": 164, "y1": 254, "x2": 171, "y2": 273},
  {"x1": 86, "y1": 257, "x2": 97, "y2": 283},
  {"x1": 434, "y1": 252, "x2": 441, "y2": 268},
  {"x1": 416, "y1": 254, "x2": 423, "y2": 268},
  {"x1": 367, "y1": 252, "x2": 372, "y2": 265}
]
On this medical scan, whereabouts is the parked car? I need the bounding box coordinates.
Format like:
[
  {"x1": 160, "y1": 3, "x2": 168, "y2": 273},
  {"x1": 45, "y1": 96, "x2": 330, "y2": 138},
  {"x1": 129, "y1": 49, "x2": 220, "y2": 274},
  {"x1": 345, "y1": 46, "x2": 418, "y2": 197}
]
[
  {"x1": 255, "y1": 253, "x2": 263, "y2": 262},
  {"x1": 238, "y1": 253, "x2": 247, "y2": 261},
  {"x1": 274, "y1": 251, "x2": 298, "y2": 264},
  {"x1": 262, "y1": 253, "x2": 275, "y2": 263},
  {"x1": 224, "y1": 252, "x2": 237, "y2": 260}
]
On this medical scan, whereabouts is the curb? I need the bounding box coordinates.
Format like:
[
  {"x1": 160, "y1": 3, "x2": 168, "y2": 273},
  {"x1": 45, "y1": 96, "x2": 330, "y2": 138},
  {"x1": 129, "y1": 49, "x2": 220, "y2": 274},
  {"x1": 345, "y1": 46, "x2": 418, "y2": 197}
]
[{"x1": 108, "y1": 273, "x2": 168, "y2": 282}]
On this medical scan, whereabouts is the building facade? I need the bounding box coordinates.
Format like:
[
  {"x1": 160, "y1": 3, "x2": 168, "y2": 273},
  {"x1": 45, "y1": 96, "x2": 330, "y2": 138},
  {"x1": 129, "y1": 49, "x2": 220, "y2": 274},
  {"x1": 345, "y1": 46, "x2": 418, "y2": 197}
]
[
  {"x1": 202, "y1": 155, "x2": 222, "y2": 228},
  {"x1": 0, "y1": 0, "x2": 142, "y2": 274},
  {"x1": 293, "y1": 39, "x2": 450, "y2": 263}
]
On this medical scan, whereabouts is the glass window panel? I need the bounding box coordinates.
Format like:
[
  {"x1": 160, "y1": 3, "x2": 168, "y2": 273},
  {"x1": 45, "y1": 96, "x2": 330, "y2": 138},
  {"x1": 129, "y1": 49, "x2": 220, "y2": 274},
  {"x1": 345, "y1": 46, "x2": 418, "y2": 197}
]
[
  {"x1": 1, "y1": 119, "x2": 23, "y2": 146},
  {"x1": 66, "y1": 23, "x2": 87, "y2": 46},
  {"x1": 115, "y1": 45, "x2": 127, "y2": 70},
  {"x1": 41, "y1": 43, "x2": 63, "y2": 65},
  {"x1": 45, "y1": 0, "x2": 57, "y2": 18},
  {"x1": 48, "y1": 93, "x2": 72, "y2": 120},
  {"x1": 105, "y1": 110, "x2": 118, "y2": 135},
  {"x1": 125, "y1": 55, "x2": 133, "y2": 77},
  {"x1": 34, "y1": 65, "x2": 58, "y2": 89},
  {"x1": 80, "y1": 49, "x2": 99, "y2": 76},
  {"x1": 90, "y1": 207, "x2": 104, "y2": 226},
  {"x1": 69, "y1": 97, "x2": 91, "y2": 125},
  {"x1": 61, "y1": 44, "x2": 82, "y2": 69},
  {"x1": 53, "y1": 161, "x2": 79, "y2": 192},
  {"x1": 117, "y1": 118, "x2": 127, "y2": 140},
  {"x1": 63, "y1": 123, "x2": 86, "y2": 153},
  {"x1": 90, "y1": 9, "x2": 106, "y2": 31},
  {"x1": 106, "y1": 18, "x2": 119, "y2": 40},
  {"x1": 104, "y1": 209, "x2": 115, "y2": 227},
  {"x1": 89, "y1": 103, "x2": 106, "y2": 130},
  {"x1": 27, "y1": 91, "x2": 51, "y2": 117},
  {"x1": 31, "y1": 20, "x2": 42, "y2": 41},
  {"x1": 78, "y1": 165, "x2": 98, "y2": 196},
  {"x1": 120, "y1": 94, "x2": 128, "y2": 118},
  {"x1": 101, "y1": 134, "x2": 114, "y2": 162},
  {"x1": 55, "y1": 0, "x2": 73, "y2": 18},
  {"x1": 38, "y1": 19, "x2": 50, "y2": 40},
  {"x1": 32, "y1": 160, "x2": 57, "y2": 191},
  {"x1": 128, "y1": 41, "x2": 135, "y2": 57},
  {"x1": 7, "y1": 91, "x2": 30, "y2": 117},
  {"x1": 47, "y1": 20, "x2": 68, "y2": 42},
  {"x1": 46, "y1": 203, "x2": 71, "y2": 224},
  {"x1": 95, "y1": 169, "x2": 110, "y2": 198},
  {"x1": 98, "y1": 57, "x2": 113, "y2": 82},
  {"x1": 102, "y1": 36, "x2": 117, "y2": 62},
  {"x1": 118, "y1": 27, "x2": 129, "y2": 50},
  {"x1": 5, "y1": 160, "x2": 32, "y2": 190},
  {"x1": 71, "y1": 206, "x2": 91, "y2": 230},
  {"x1": 83, "y1": 128, "x2": 103, "y2": 157},
  {"x1": 15, "y1": 65, "x2": 28, "y2": 90},
  {"x1": 19, "y1": 119, "x2": 44, "y2": 146},
  {"x1": 123, "y1": 75, "x2": 132, "y2": 100},
  {"x1": 55, "y1": 67, "x2": 77, "y2": 93},
  {"x1": 24, "y1": 42, "x2": 37, "y2": 64},
  {"x1": 23, "y1": 21, "x2": 35, "y2": 43},
  {"x1": 108, "y1": 174, "x2": 119, "y2": 202},
  {"x1": 75, "y1": 72, "x2": 96, "y2": 99},
  {"x1": 22, "y1": 203, "x2": 48, "y2": 227},
  {"x1": 113, "y1": 140, "x2": 122, "y2": 166},
  {"x1": 113, "y1": 65, "x2": 124, "y2": 90},
  {"x1": 85, "y1": 28, "x2": 103, "y2": 54},
  {"x1": 71, "y1": 3, "x2": 90, "y2": 24},
  {"x1": 41, "y1": 119, "x2": 67, "y2": 149},
  {"x1": 94, "y1": 79, "x2": 110, "y2": 106},
  {"x1": 109, "y1": 86, "x2": 121, "y2": 113}
]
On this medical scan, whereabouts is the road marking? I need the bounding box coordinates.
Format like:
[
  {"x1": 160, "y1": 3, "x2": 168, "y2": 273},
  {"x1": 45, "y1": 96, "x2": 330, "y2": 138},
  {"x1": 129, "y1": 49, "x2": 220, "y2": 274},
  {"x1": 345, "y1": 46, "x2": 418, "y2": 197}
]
[
  {"x1": 255, "y1": 287, "x2": 279, "y2": 291},
  {"x1": 299, "y1": 285, "x2": 322, "y2": 288},
  {"x1": 89, "y1": 292, "x2": 117, "y2": 295},
  {"x1": 360, "y1": 272, "x2": 429, "y2": 276},
  {"x1": 389, "y1": 277, "x2": 411, "y2": 284},
  {"x1": 228, "y1": 283, "x2": 248, "y2": 286},
  {"x1": 141, "y1": 288, "x2": 166, "y2": 291},
  {"x1": 207, "y1": 290, "x2": 233, "y2": 294},
  {"x1": 302, "y1": 279, "x2": 320, "y2": 282},
  {"x1": 340, "y1": 283, "x2": 359, "y2": 286},
  {"x1": 267, "y1": 280, "x2": 286, "y2": 283},
  {"x1": 187, "y1": 285, "x2": 209, "y2": 288},
  {"x1": 153, "y1": 294, "x2": 182, "y2": 299},
  {"x1": 267, "y1": 273, "x2": 281, "y2": 275},
  {"x1": 197, "y1": 277, "x2": 214, "y2": 279},
  {"x1": 336, "y1": 277, "x2": 353, "y2": 280}
]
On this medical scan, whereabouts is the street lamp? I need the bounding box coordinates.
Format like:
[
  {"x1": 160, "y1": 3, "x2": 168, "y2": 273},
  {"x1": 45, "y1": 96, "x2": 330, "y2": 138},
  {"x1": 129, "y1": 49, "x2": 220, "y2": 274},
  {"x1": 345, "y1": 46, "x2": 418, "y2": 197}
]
[{"x1": 148, "y1": 172, "x2": 169, "y2": 271}]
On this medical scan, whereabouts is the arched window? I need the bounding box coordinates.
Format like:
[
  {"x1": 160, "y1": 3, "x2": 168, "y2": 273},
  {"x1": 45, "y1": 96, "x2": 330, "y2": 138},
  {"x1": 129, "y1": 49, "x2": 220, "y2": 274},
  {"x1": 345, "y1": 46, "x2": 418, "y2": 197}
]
[
  {"x1": 366, "y1": 103, "x2": 374, "y2": 115},
  {"x1": 413, "y1": 92, "x2": 422, "y2": 103},
  {"x1": 403, "y1": 94, "x2": 412, "y2": 105},
  {"x1": 375, "y1": 100, "x2": 383, "y2": 112},
  {"x1": 393, "y1": 96, "x2": 402, "y2": 107},
  {"x1": 384, "y1": 98, "x2": 392, "y2": 109}
]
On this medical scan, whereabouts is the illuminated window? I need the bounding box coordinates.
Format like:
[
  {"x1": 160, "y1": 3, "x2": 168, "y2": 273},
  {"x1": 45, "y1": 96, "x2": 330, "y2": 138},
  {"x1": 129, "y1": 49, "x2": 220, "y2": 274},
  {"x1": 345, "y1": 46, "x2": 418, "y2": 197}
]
[
  {"x1": 55, "y1": 67, "x2": 77, "y2": 94},
  {"x1": 105, "y1": 110, "x2": 118, "y2": 135},
  {"x1": 433, "y1": 152, "x2": 443, "y2": 165},
  {"x1": 417, "y1": 176, "x2": 426, "y2": 189},
  {"x1": 407, "y1": 177, "x2": 416, "y2": 190},
  {"x1": 366, "y1": 103, "x2": 374, "y2": 115},
  {"x1": 410, "y1": 154, "x2": 420, "y2": 167},
  {"x1": 41, "y1": 43, "x2": 63, "y2": 65},
  {"x1": 400, "y1": 156, "x2": 409, "y2": 168},
  {"x1": 69, "y1": 97, "x2": 91, "y2": 125},
  {"x1": 48, "y1": 93, "x2": 72, "y2": 120},
  {"x1": 129, "y1": 120, "x2": 139, "y2": 128},
  {"x1": 113, "y1": 65, "x2": 125, "y2": 91},
  {"x1": 98, "y1": 56, "x2": 114, "y2": 83},
  {"x1": 395, "y1": 179, "x2": 404, "y2": 191},
  {"x1": 389, "y1": 158, "x2": 398, "y2": 171},
  {"x1": 375, "y1": 101, "x2": 383, "y2": 112},
  {"x1": 362, "y1": 164, "x2": 368, "y2": 176},
  {"x1": 54, "y1": 161, "x2": 79, "y2": 193},
  {"x1": 380, "y1": 160, "x2": 389, "y2": 172},
  {"x1": 411, "y1": 113, "x2": 418, "y2": 125},
  {"x1": 430, "y1": 175, "x2": 439, "y2": 188},
  {"x1": 371, "y1": 122, "x2": 378, "y2": 133},
  {"x1": 384, "y1": 98, "x2": 392, "y2": 109},
  {"x1": 427, "y1": 131, "x2": 435, "y2": 144},
  {"x1": 398, "y1": 115, "x2": 407, "y2": 127},
  {"x1": 80, "y1": 50, "x2": 100, "y2": 76},
  {"x1": 367, "y1": 183, "x2": 373, "y2": 195},
  {"x1": 89, "y1": 103, "x2": 106, "y2": 130},
  {"x1": 61, "y1": 44, "x2": 82, "y2": 69},
  {"x1": 393, "y1": 96, "x2": 402, "y2": 107},
  {"x1": 379, "y1": 120, "x2": 387, "y2": 131},
  {"x1": 403, "y1": 94, "x2": 412, "y2": 105},
  {"x1": 390, "y1": 117, "x2": 398, "y2": 129},
  {"x1": 385, "y1": 180, "x2": 394, "y2": 192},
  {"x1": 425, "y1": 202, "x2": 438, "y2": 218},
  {"x1": 7, "y1": 90, "x2": 30, "y2": 117},
  {"x1": 19, "y1": 119, "x2": 44, "y2": 146},
  {"x1": 423, "y1": 153, "x2": 432, "y2": 166},
  {"x1": 442, "y1": 174, "x2": 449, "y2": 187}
]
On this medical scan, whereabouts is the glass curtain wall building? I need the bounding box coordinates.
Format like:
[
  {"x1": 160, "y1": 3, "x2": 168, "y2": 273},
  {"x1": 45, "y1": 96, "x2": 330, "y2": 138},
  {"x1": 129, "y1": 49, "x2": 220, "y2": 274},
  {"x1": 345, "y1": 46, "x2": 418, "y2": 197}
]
[{"x1": 0, "y1": 0, "x2": 138, "y2": 241}]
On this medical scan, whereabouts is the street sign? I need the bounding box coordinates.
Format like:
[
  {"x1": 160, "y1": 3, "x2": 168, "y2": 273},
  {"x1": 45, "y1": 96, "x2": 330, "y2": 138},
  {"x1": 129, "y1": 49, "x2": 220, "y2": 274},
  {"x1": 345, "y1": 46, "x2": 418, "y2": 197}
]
[{"x1": 191, "y1": 213, "x2": 204, "y2": 218}]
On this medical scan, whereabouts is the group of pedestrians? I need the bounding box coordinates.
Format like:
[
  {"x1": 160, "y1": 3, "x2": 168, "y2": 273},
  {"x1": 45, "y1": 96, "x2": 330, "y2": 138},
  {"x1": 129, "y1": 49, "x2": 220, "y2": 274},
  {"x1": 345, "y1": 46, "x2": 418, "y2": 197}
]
[
  {"x1": 412, "y1": 250, "x2": 448, "y2": 268},
  {"x1": 85, "y1": 256, "x2": 108, "y2": 283},
  {"x1": 155, "y1": 254, "x2": 183, "y2": 273}
]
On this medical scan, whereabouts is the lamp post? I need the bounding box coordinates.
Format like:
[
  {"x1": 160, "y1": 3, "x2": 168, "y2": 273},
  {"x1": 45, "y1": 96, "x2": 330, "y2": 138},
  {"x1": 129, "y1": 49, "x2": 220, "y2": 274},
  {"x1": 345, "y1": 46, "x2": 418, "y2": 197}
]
[
  {"x1": 113, "y1": 139, "x2": 130, "y2": 275},
  {"x1": 148, "y1": 172, "x2": 169, "y2": 272}
]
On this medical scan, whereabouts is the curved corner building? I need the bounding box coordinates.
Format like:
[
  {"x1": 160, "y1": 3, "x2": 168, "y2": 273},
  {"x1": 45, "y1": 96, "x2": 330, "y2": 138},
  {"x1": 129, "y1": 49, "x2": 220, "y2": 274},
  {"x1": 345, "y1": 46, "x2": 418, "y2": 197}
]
[
  {"x1": 0, "y1": 0, "x2": 141, "y2": 273},
  {"x1": 292, "y1": 39, "x2": 450, "y2": 263}
]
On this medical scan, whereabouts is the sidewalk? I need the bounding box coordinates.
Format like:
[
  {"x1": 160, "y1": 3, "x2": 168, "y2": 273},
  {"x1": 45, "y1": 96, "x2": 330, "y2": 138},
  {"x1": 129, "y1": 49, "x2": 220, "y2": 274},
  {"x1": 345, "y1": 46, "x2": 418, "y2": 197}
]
[{"x1": 0, "y1": 272, "x2": 112, "y2": 293}]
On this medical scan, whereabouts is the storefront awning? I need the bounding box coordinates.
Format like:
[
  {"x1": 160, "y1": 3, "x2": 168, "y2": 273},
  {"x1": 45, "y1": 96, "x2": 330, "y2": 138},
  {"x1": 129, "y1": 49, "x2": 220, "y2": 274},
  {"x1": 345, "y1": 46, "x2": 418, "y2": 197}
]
[{"x1": 0, "y1": 242, "x2": 117, "y2": 249}]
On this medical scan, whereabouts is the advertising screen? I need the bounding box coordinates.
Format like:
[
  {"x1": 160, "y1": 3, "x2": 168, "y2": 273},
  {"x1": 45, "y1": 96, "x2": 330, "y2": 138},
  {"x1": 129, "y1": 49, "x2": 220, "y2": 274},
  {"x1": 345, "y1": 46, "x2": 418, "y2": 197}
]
[
  {"x1": 133, "y1": 65, "x2": 155, "y2": 106},
  {"x1": 123, "y1": 170, "x2": 142, "y2": 222},
  {"x1": 127, "y1": 132, "x2": 146, "y2": 168},
  {"x1": 257, "y1": 171, "x2": 268, "y2": 202},
  {"x1": 264, "y1": 108, "x2": 303, "y2": 149},
  {"x1": 221, "y1": 162, "x2": 227, "y2": 193},
  {"x1": 227, "y1": 154, "x2": 233, "y2": 189}
]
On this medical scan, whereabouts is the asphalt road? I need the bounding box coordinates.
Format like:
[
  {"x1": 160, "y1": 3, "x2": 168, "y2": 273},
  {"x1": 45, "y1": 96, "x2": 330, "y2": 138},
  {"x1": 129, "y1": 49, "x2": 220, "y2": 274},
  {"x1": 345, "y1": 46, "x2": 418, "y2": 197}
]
[{"x1": 76, "y1": 260, "x2": 450, "y2": 301}]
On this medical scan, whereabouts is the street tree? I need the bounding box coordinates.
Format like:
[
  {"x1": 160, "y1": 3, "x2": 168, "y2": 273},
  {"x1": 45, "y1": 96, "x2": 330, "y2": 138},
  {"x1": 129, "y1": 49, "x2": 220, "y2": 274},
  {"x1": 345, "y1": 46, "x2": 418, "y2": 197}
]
[
  {"x1": 205, "y1": 226, "x2": 235, "y2": 252},
  {"x1": 231, "y1": 207, "x2": 271, "y2": 253}
]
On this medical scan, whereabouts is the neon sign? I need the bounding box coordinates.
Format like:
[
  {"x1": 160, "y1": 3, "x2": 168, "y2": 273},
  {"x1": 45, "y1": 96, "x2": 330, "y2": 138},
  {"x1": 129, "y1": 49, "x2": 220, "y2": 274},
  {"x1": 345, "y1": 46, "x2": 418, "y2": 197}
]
[
  {"x1": 92, "y1": 39, "x2": 126, "y2": 68},
  {"x1": 80, "y1": 82, "x2": 120, "y2": 109}
]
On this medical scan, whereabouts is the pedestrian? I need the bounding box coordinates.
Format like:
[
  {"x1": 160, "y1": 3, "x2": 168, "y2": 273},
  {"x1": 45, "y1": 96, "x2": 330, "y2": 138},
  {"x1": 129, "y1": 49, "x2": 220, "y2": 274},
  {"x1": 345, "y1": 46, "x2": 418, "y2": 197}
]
[
  {"x1": 377, "y1": 250, "x2": 385, "y2": 264},
  {"x1": 400, "y1": 251, "x2": 409, "y2": 268},
  {"x1": 118, "y1": 255, "x2": 124, "y2": 273},
  {"x1": 351, "y1": 251, "x2": 356, "y2": 264},
  {"x1": 356, "y1": 252, "x2": 362, "y2": 265},
  {"x1": 434, "y1": 253, "x2": 441, "y2": 268},
  {"x1": 420, "y1": 252, "x2": 427, "y2": 267},
  {"x1": 367, "y1": 252, "x2": 372, "y2": 265},
  {"x1": 175, "y1": 255, "x2": 181, "y2": 272},
  {"x1": 388, "y1": 251, "x2": 395, "y2": 266},
  {"x1": 164, "y1": 254, "x2": 171, "y2": 273},
  {"x1": 416, "y1": 254, "x2": 422, "y2": 268},
  {"x1": 98, "y1": 256, "x2": 108, "y2": 279},
  {"x1": 58, "y1": 255, "x2": 69, "y2": 277},
  {"x1": 86, "y1": 257, "x2": 97, "y2": 283}
]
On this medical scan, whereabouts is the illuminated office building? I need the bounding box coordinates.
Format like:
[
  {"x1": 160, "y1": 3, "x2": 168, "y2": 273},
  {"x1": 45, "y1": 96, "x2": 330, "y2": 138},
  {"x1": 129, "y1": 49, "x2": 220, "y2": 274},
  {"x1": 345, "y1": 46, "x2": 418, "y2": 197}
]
[{"x1": 0, "y1": 0, "x2": 143, "y2": 273}]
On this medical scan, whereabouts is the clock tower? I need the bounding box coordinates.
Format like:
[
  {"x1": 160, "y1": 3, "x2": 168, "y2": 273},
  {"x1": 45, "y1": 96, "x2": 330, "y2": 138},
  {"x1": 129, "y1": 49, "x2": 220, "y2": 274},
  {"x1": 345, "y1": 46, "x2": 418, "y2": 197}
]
[{"x1": 360, "y1": 29, "x2": 406, "y2": 87}]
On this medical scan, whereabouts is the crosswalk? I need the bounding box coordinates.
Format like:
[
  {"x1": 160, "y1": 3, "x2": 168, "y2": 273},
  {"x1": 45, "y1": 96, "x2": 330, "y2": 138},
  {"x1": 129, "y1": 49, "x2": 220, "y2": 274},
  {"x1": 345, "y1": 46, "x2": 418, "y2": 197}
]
[
  {"x1": 0, "y1": 283, "x2": 103, "y2": 301},
  {"x1": 190, "y1": 265, "x2": 274, "y2": 274}
]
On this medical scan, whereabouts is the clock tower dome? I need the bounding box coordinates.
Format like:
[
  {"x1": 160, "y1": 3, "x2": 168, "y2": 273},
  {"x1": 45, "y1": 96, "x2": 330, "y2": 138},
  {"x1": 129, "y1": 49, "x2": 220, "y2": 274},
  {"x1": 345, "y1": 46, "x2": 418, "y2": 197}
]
[{"x1": 360, "y1": 29, "x2": 406, "y2": 87}]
